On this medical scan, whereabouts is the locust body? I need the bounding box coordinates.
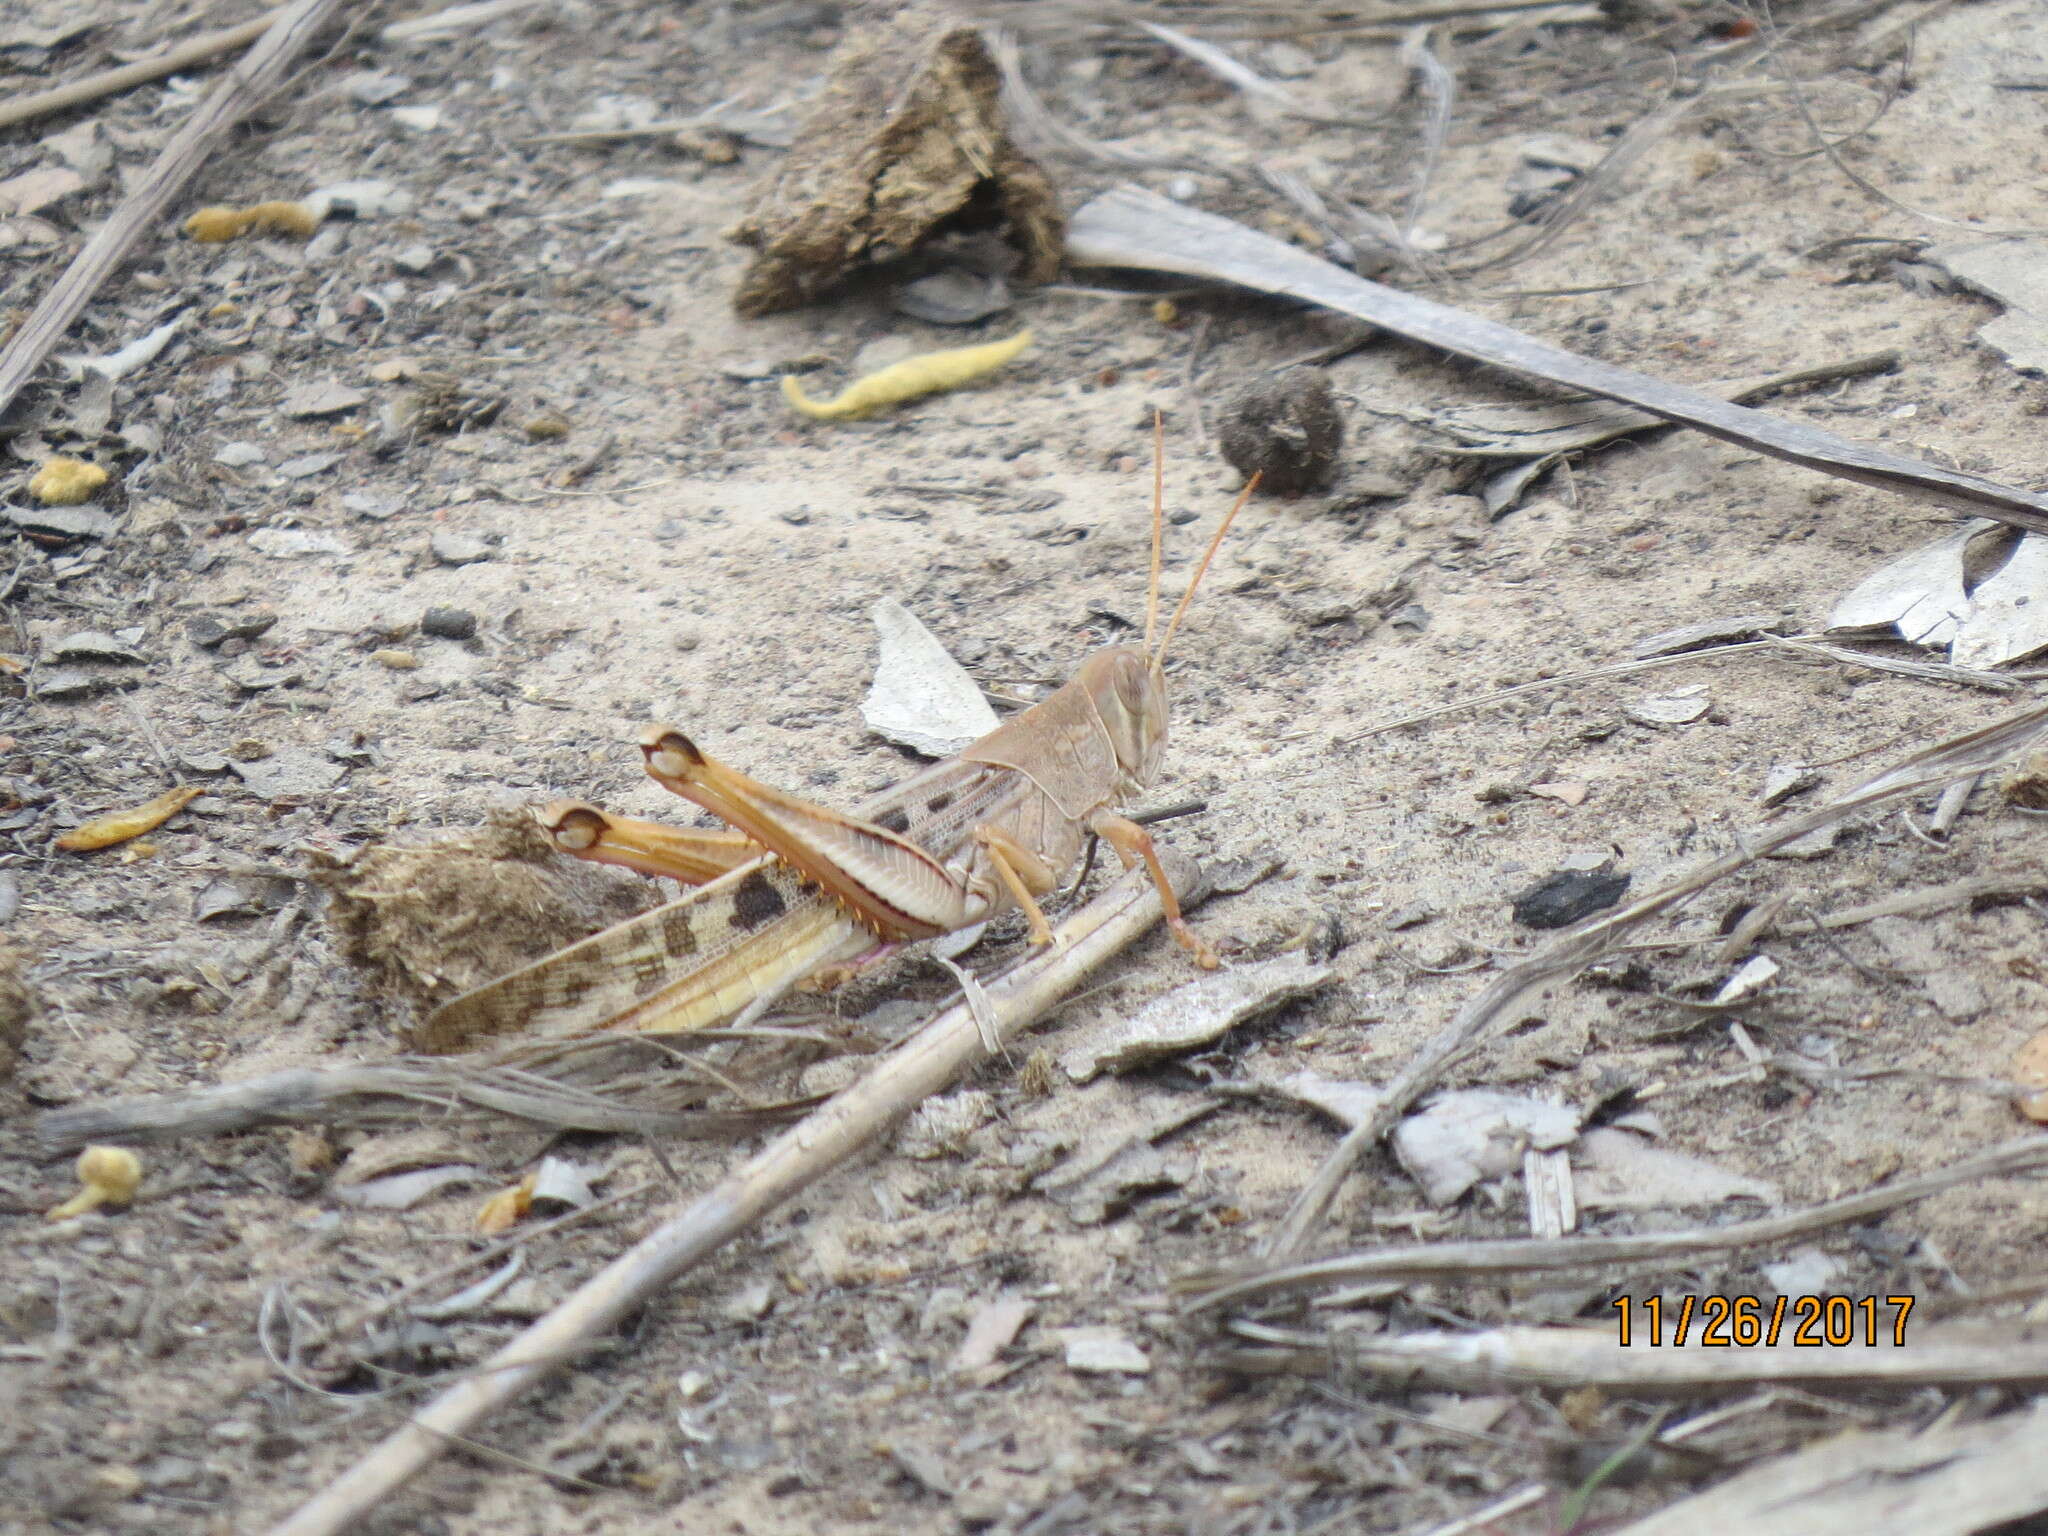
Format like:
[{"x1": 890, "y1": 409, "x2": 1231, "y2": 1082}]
[{"x1": 418, "y1": 454, "x2": 1247, "y2": 1055}]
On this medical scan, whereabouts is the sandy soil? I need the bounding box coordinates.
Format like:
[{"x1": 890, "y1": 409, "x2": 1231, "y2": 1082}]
[{"x1": 6, "y1": 1, "x2": 2048, "y2": 1532}]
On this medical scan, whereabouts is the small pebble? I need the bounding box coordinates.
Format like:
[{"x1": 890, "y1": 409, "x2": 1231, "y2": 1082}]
[
  {"x1": 653, "y1": 518, "x2": 687, "y2": 541},
  {"x1": 421, "y1": 606, "x2": 478, "y2": 640},
  {"x1": 430, "y1": 530, "x2": 491, "y2": 565},
  {"x1": 372, "y1": 648, "x2": 420, "y2": 670}
]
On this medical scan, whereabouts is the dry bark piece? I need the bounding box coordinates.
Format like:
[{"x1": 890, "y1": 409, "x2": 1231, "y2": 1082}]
[
  {"x1": 1217, "y1": 371, "x2": 1343, "y2": 496},
  {"x1": 726, "y1": 8, "x2": 1062, "y2": 317}
]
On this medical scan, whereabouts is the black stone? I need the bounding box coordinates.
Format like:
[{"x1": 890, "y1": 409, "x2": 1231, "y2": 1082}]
[
  {"x1": 421, "y1": 606, "x2": 478, "y2": 640},
  {"x1": 1511, "y1": 866, "x2": 1631, "y2": 930}
]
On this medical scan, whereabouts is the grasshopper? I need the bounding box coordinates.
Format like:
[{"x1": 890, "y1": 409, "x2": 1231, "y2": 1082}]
[{"x1": 415, "y1": 439, "x2": 1251, "y2": 1055}]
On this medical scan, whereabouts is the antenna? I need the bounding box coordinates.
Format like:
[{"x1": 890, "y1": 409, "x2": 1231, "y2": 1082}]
[
  {"x1": 1142, "y1": 412, "x2": 1165, "y2": 656},
  {"x1": 1155, "y1": 471, "x2": 1257, "y2": 667}
]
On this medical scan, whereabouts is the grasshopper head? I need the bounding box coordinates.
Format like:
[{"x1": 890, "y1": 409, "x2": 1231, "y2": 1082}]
[{"x1": 1085, "y1": 643, "x2": 1170, "y2": 791}]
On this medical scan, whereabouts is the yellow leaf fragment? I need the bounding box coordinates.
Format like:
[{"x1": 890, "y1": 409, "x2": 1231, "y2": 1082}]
[
  {"x1": 184, "y1": 200, "x2": 322, "y2": 243},
  {"x1": 28, "y1": 457, "x2": 108, "y2": 506},
  {"x1": 782, "y1": 329, "x2": 1033, "y2": 421},
  {"x1": 476, "y1": 1171, "x2": 537, "y2": 1235},
  {"x1": 56, "y1": 784, "x2": 204, "y2": 851},
  {"x1": 47, "y1": 1145, "x2": 142, "y2": 1220}
]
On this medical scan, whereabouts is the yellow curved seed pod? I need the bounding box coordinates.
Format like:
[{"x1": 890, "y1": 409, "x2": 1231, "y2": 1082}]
[
  {"x1": 783, "y1": 329, "x2": 1034, "y2": 421},
  {"x1": 184, "y1": 200, "x2": 321, "y2": 243},
  {"x1": 57, "y1": 784, "x2": 204, "y2": 851}
]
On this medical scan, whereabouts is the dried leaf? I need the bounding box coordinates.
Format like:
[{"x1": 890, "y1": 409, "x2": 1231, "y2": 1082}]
[
  {"x1": 1392, "y1": 1089, "x2": 1583, "y2": 1206},
  {"x1": 1060, "y1": 953, "x2": 1333, "y2": 1083},
  {"x1": 1575, "y1": 1128, "x2": 1779, "y2": 1209},
  {"x1": 862, "y1": 598, "x2": 998, "y2": 757}
]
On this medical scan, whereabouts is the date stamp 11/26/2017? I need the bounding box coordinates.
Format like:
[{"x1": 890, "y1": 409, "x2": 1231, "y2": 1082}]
[{"x1": 1613, "y1": 1294, "x2": 1916, "y2": 1349}]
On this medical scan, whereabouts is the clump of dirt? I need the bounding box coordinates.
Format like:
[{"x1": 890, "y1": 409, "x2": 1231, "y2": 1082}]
[
  {"x1": 1218, "y1": 369, "x2": 1345, "y2": 496},
  {"x1": 726, "y1": 5, "x2": 1064, "y2": 315},
  {"x1": 316, "y1": 810, "x2": 647, "y2": 1014},
  {"x1": 0, "y1": 939, "x2": 35, "y2": 1080},
  {"x1": 2002, "y1": 744, "x2": 2048, "y2": 808}
]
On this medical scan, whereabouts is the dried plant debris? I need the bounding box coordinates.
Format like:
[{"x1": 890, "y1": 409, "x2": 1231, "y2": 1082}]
[
  {"x1": 1574, "y1": 1128, "x2": 1781, "y2": 1210},
  {"x1": 1924, "y1": 237, "x2": 2048, "y2": 375},
  {"x1": 726, "y1": 7, "x2": 1062, "y2": 316},
  {"x1": 1422, "y1": 353, "x2": 1898, "y2": 461},
  {"x1": 862, "y1": 597, "x2": 999, "y2": 757},
  {"x1": 1830, "y1": 521, "x2": 2048, "y2": 669},
  {"x1": 1059, "y1": 952, "x2": 1334, "y2": 1083},
  {"x1": 1390, "y1": 1089, "x2": 1581, "y2": 1207},
  {"x1": 2002, "y1": 743, "x2": 2048, "y2": 808},
  {"x1": 1217, "y1": 370, "x2": 1344, "y2": 496},
  {"x1": 316, "y1": 810, "x2": 647, "y2": 1012}
]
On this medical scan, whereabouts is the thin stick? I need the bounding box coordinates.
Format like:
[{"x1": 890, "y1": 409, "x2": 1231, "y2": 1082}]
[
  {"x1": 1223, "y1": 1317, "x2": 2048, "y2": 1391},
  {"x1": 266, "y1": 854, "x2": 1189, "y2": 1536},
  {"x1": 1189, "y1": 1132, "x2": 2048, "y2": 1308},
  {"x1": 0, "y1": 0, "x2": 349, "y2": 424},
  {"x1": 0, "y1": 9, "x2": 287, "y2": 134}
]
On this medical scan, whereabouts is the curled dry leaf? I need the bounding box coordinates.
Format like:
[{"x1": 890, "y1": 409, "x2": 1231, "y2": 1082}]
[
  {"x1": 1060, "y1": 952, "x2": 1334, "y2": 1084},
  {"x1": 1391, "y1": 1089, "x2": 1582, "y2": 1207},
  {"x1": 1575, "y1": 1127, "x2": 1781, "y2": 1209}
]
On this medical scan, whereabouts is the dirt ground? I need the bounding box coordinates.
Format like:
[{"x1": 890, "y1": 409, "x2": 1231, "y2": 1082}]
[{"x1": 7, "y1": 0, "x2": 2048, "y2": 1531}]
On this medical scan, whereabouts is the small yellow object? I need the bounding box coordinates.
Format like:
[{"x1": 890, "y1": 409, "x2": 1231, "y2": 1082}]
[
  {"x1": 56, "y1": 784, "x2": 204, "y2": 851},
  {"x1": 476, "y1": 1171, "x2": 537, "y2": 1234},
  {"x1": 47, "y1": 1145, "x2": 142, "y2": 1220},
  {"x1": 28, "y1": 456, "x2": 108, "y2": 506},
  {"x1": 782, "y1": 329, "x2": 1034, "y2": 421},
  {"x1": 184, "y1": 200, "x2": 322, "y2": 243},
  {"x1": 1152, "y1": 298, "x2": 1179, "y2": 326}
]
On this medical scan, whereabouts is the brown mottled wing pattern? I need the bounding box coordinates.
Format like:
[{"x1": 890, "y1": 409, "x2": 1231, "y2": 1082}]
[{"x1": 416, "y1": 856, "x2": 865, "y2": 1053}]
